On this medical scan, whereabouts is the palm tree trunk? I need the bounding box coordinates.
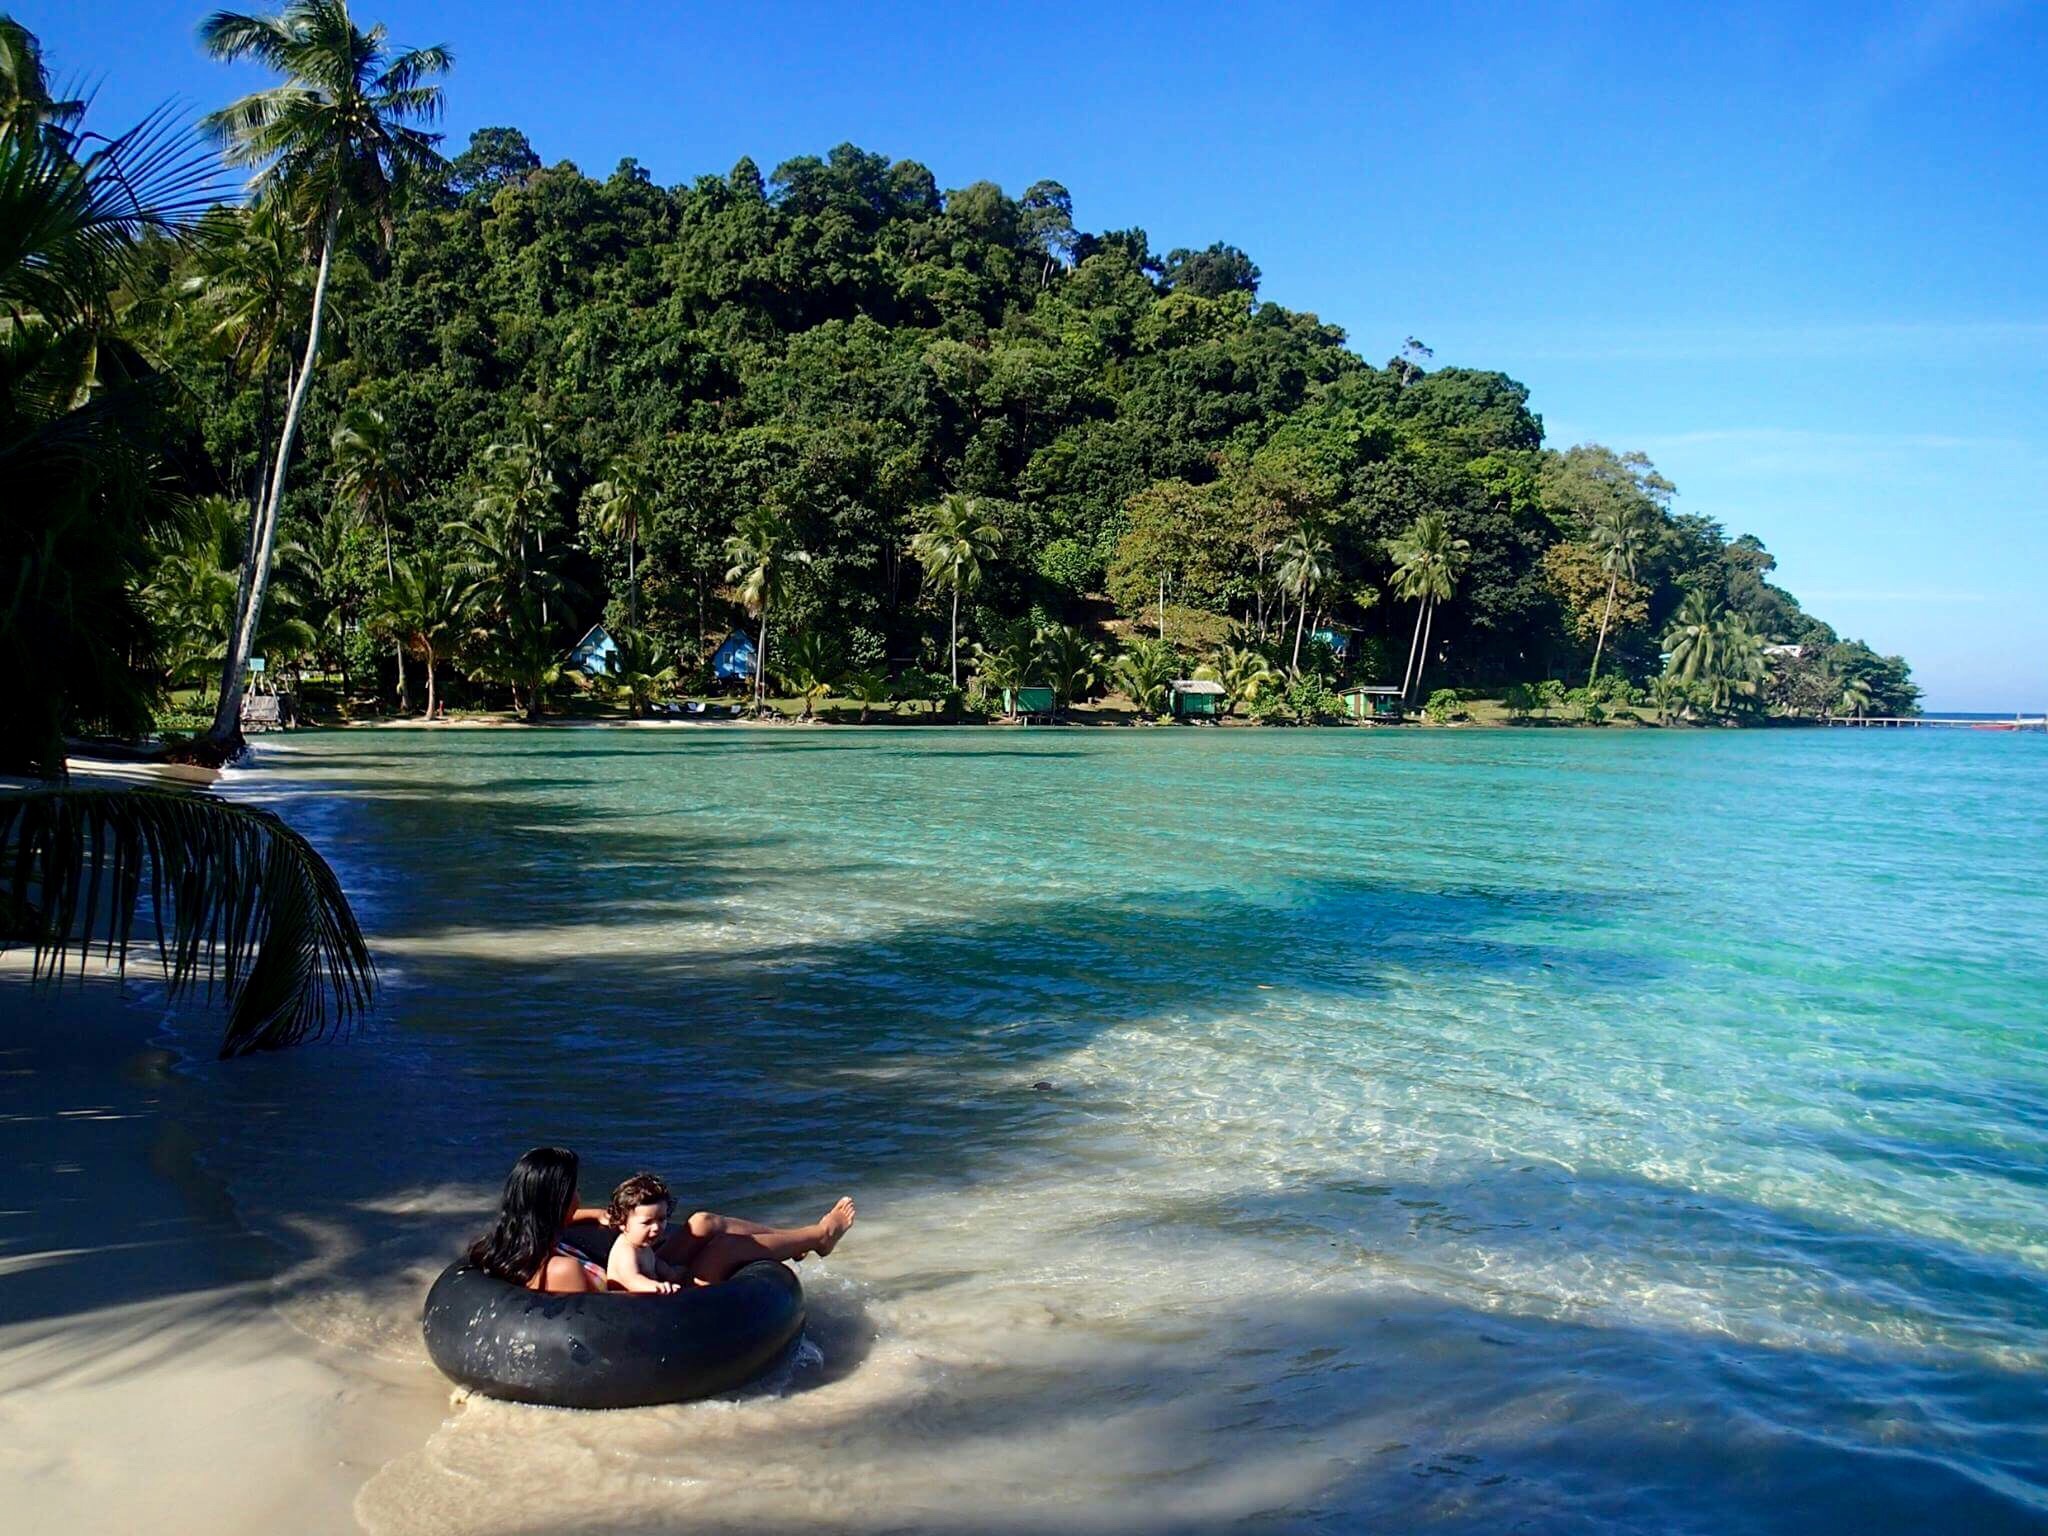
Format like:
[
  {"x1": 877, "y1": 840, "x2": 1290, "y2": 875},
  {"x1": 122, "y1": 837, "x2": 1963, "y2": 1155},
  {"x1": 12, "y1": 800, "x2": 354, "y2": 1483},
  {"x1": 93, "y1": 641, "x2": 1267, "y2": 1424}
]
[
  {"x1": 1291, "y1": 595, "x2": 1307, "y2": 676},
  {"x1": 424, "y1": 646, "x2": 437, "y2": 719},
  {"x1": 1417, "y1": 599, "x2": 1437, "y2": 696},
  {"x1": 950, "y1": 585, "x2": 960, "y2": 687},
  {"x1": 754, "y1": 611, "x2": 769, "y2": 711},
  {"x1": 205, "y1": 206, "x2": 341, "y2": 751},
  {"x1": 381, "y1": 517, "x2": 408, "y2": 714},
  {"x1": 1158, "y1": 571, "x2": 1166, "y2": 641},
  {"x1": 627, "y1": 539, "x2": 638, "y2": 628},
  {"x1": 1402, "y1": 599, "x2": 1426, "y2": 697},
  {"x1": 1588, "y1": 574, "x2": 1617, "y2": 689}
]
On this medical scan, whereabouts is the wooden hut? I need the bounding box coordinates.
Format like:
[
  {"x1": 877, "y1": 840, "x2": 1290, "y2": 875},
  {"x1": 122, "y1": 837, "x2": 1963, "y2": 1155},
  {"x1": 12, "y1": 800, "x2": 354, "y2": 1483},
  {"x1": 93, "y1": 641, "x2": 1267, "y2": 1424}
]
[
  {"x1": 1003, "y1": 686, "x2": 1057, "y2": 718},
  {"x1": 1339, "y1": 685, "x2": 1406, "y2": 721},
  {"x1": 1170, "y1": 679, "x2": 1226, "y2": 718}
]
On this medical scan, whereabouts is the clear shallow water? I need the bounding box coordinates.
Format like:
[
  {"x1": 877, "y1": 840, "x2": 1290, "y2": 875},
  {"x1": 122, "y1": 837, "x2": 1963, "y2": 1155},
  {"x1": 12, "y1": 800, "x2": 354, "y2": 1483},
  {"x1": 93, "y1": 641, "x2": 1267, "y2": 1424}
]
[{"x1": 197, "y1": 726, "x2": 2047, "y2": 1533}]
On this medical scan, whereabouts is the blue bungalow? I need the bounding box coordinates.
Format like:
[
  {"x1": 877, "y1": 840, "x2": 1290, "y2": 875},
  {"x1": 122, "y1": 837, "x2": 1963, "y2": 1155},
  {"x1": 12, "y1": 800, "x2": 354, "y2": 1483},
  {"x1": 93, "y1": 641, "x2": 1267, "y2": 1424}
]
[
  {"x1": 563, "y1": 623, "x2": 618, "y2": 679},
  {"x1": 1311, "y1": 626, "x2": 1351, "y2": 660},
  {"x1": 711, "y1": 628, "x2": 758, "y2": 683}
]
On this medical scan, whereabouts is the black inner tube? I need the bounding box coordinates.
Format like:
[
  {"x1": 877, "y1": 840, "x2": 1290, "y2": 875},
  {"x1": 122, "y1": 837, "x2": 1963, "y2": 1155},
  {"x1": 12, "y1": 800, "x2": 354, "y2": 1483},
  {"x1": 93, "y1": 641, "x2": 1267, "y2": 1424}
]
[{"x1": 422, "y1": 1223, "x2": 805, "y2": 1410}]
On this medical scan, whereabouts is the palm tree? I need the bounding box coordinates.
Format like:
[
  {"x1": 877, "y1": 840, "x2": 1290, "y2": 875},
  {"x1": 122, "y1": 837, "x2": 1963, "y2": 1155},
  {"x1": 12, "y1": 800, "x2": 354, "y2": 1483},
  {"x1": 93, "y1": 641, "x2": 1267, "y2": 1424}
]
[
  {"x1": 1114, "y1": 637, "x2": 1179, "y2": 717},
  {"x1": 197, "y1": 0, "x2": 452, "y2": 754},
  {"x1": 1386, "y1": 512, "x2": 1470, "y2": 699},
  {"x1": 1661, "y1": 590, "x2": 1722, "y2": 693},
  {"x1": 329, "y1": 402, "x2": 409, "y2": 710},
  {"x1": 0, "y1": 17, "x2": 85, "y2": 145},
  {"x1": 776, "y1": 628, "x2": 843, "y2": 720},
  {"x1": 845, "y1": 667, "x2": 892, "y2": 724},
  {"x1": 908, "y1": 492, "x2": 1002, "y2": 688},
  {"x1": 1835, "y1": 670, "x2": 1873, "y2": 721},
  {"x1": 1199, "y1": 644, "x2": 1280, "y2": 717},
  {"x1": 463, "y1": 590, "x2": 559, "y2": 721},
  {"x1": 371, "y1": 552, "x2": 468, "y2": 719},
  {"x1": 597, "y1": 627, "x2": 676, "y2": 720},
  {"x1": 147, "y1": 495, "x2": 317, "y2": 701},
  {"x1": 581, "y1": 451, "x2": 652, "y2": 628},
  {"x1": 972, "y1": 619, "x2": 1040, "y2": 715},
  {"x1": 1035, "y1": 623, "x2": 1102, "y2": 720},
  {"x1": 1, "y1": 786, "x2": 374, "y2": 1056},
  {"x1": 723, "y1": 505, "x2": 809, "y2": 713},
  {"x1": 1585, "y1": 502, "x2": 1655, "y2": 690},
  {"x1": 1275, "y1": 526, "x2": 1332, "y2": 676},
  {"x1": 0, "y1": 69, "x2": 219, "y2": 774}
]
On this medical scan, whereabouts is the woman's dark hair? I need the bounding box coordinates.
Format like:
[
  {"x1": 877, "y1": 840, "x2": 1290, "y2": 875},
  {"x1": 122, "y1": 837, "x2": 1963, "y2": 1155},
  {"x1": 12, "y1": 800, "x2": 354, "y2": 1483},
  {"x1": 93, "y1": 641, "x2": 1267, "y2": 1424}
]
[{"x1": 469, "y1": 1146, "x2": 579, "y2": 1283}]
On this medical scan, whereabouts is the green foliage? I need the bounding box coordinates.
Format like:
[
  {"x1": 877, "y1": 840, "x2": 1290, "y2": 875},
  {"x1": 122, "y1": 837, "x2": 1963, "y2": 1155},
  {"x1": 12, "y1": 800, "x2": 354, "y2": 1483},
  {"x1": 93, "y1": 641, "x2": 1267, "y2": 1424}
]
[
  {"x1": 1501, "y1": 682, "x2": 1536, "y2": 720},
  {"x1": 1035, "y1": 623, "x2": 1102, "y2": 715},
  {"x1": 1283, "y1": 675, "x2": 1342, "y2": 723},
  {"x1": 775, "y1": 627, "x2": 843, "y2": 718},
  {"x1": 1424, "y1": 687, "x2": 1465, "y2": 723},
  {"x1": 1113, "y1": 636, "x2": 1180, "y2": 716}
]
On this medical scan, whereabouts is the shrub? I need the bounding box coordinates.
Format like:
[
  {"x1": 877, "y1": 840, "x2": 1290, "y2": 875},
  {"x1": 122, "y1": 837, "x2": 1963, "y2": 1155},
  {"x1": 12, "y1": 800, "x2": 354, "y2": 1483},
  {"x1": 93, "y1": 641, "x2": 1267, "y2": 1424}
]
[
  {"x1": 1424, "y1": 688, "x2": 1465, "y2": 722},
  {"x1": 1286, "y1": 675, "x2": 1342, "y2": 723},
  {"x1": 1502, "y1": 682, "x2": 1536, "y2": 720},
  {"x1": 1035, "y1": 537, "x2": 1099, "y2": 597}
]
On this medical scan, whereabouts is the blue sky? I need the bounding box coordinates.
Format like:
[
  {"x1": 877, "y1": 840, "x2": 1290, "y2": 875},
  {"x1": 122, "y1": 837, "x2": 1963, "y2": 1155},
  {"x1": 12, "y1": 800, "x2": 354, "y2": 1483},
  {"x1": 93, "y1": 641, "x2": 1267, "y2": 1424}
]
[{"x1": 30, "y1": 0, "x2": 2048, "y2": 708}]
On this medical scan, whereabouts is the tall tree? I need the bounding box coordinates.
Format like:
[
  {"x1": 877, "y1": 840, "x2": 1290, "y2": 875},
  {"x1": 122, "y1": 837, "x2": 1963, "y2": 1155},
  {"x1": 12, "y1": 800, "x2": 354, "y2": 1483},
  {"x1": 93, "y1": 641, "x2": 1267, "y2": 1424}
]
[
  {"x1": 1585, "y1": 501, "x2": 1656, "y2": 689},
  {"x1": 1386, "y1": 512, "x2": 1470, "y2": 698},
  {"x1": 908, "y1": 491, "x2": 1002, "y2": 688},
  {"x1": 724, "y1": 504, "x2": 809, "y2": 712},
  {"x1": 197, "y1": 0, "x2": 451, "y2": 754},
  {"x1": 329, "y1": 403, "x2": 410, "y2": 709},
  {"x1": 371, "y1": 551, "x2": 468, "y2": 719},
  {"x1": 1275, "y1": 525, "x2": 1332, "y2": 676},
  {"x1": 581, "y1": 449, "x2": 652, "y2": 627}
]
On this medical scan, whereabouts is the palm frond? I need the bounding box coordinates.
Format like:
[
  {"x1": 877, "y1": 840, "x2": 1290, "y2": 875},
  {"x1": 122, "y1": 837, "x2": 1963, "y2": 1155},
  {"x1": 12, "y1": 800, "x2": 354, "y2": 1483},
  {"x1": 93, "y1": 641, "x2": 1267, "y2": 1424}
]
[{"x1": 0, "y1": 786, "x2": 376, "y2": 1057}]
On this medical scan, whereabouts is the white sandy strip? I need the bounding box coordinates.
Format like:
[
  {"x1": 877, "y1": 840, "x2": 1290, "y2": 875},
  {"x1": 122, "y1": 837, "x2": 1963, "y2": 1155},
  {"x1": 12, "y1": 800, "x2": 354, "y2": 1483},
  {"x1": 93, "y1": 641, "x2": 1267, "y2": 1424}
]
[{"x1": 0, "y1": 965, "x2": 443, "y2": 1534}]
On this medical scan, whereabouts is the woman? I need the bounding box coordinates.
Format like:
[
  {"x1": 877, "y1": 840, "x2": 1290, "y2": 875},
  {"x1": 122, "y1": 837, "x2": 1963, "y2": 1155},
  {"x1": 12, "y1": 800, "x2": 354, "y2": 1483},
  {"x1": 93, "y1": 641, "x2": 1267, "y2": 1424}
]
[{"x1": 470, "y1": 1147, "x2": 856, "y2": 1294}]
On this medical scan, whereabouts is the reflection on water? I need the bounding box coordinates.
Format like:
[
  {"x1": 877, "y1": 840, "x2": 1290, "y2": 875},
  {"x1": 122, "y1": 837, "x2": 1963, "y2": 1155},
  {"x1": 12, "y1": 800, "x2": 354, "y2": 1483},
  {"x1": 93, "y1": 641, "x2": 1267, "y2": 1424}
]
[{"x1": 189, "y1": 727, "x2": 2048, "y2": 1533}]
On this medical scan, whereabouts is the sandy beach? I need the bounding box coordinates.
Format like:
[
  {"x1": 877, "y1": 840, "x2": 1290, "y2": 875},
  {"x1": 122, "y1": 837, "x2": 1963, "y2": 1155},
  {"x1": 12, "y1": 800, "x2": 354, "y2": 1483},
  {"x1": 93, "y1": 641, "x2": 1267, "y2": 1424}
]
[{"x1": 0, "y1": 961, "x2": 444, "y2": 1534}]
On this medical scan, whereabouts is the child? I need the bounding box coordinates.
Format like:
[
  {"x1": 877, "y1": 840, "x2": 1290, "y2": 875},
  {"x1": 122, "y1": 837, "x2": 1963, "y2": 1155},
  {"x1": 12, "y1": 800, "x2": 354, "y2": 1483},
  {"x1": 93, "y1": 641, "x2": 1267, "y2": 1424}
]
[
  {"x1": 603, "y1": 1172, "x2": 858, "y2": 1291},
  {"x1": 605, "y1": 1172, "x2": 689, "y2": 1293}
]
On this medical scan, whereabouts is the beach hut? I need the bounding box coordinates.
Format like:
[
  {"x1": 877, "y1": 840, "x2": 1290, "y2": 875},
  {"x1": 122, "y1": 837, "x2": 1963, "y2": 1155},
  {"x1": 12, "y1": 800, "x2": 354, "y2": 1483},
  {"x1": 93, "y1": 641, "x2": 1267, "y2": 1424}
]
[
  {"x1": 564, "y1": 623, "x2": 618, "y2": 679},
  {"x1": 1004, "y1": 686, "x2": 1056, "y2": 717},
  {"x1": 1170, "y1": 679, "x2": 1225, "y2": 718},
  {"x1": 1339, "y1": 685, "x2": 1406, "y2": 721},
  {"x1": 1311, "y1": 625, "x2": 1350, "y2": 660},
  {"x1": 711, "y1": 628, "x2": 757, "y2": 683}
]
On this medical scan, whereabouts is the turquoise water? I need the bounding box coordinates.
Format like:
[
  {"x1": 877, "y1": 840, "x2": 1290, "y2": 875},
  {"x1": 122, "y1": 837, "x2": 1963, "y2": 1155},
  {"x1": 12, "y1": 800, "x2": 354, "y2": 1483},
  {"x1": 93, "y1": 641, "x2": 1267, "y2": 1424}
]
[{"x1": 212, "y1": 727, "x2": 2047, "y2": 1533}]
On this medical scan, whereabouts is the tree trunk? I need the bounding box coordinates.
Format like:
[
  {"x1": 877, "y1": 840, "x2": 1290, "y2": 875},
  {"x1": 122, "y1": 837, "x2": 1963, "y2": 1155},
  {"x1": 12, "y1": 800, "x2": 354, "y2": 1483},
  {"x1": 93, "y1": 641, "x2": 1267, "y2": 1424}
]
[
  {"x1": 204, "y1": 206, "x2": 340, "y2": 751},
  {"x1": 381, "y1": 516, "x2": 408, "y2": 715},
  {"x1": 627, "y1": 538, "x2": 638, "y2": 628},
  {"x1": 424, "y1": 647, "x2": 437, "y2": 720},
  {"x1": 754, "y1": 611, "x2": 769, "y2": 711},
  {"x1": 1401, "y1": 598, "x2": 1426, "y2": 698},
  {"x1": 1417, "y1": 600, "x2": 1437, "y2": 697},
  {"x1": 1158, "y1": 571, "x2": 1166, "y2": 641},
  {"x1": 950, "y1": 584, "x2": 960, "y2": 687},
  {"x1": 1291, "y1": 595, "x2": 1307, "y2": 676},
  {"x1": 1588, "y1": 573, "x2": 1617, "y2": 690}
]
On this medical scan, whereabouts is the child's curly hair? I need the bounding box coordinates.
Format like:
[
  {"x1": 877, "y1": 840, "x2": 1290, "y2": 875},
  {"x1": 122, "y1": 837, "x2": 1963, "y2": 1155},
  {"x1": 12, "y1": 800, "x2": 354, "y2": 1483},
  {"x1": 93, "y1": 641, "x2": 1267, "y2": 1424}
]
[{"x1": 607, "y1": 1172, "x2": 672, "y2": 1226}]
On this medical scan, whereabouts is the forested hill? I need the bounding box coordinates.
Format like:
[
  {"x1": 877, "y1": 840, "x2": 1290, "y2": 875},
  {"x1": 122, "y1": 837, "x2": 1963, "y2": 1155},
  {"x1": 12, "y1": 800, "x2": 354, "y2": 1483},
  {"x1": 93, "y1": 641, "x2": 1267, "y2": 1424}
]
[{"x1": 153, "y1": 130, "x2": 1917, "y2": 715}]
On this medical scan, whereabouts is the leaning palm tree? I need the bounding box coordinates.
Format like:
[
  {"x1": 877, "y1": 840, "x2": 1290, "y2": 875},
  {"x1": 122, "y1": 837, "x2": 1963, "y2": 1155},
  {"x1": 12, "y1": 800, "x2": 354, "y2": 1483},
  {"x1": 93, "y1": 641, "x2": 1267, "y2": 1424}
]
[
  {"x1": 329, "y1": 402, "x2": 409, "y2": 710},
  {"x1": 1386, "y1": 511, "x2": 1470, "y2": 699},
  {"x1": 1275, "y1": 526, "x2": 1332, "y2": 676},
  {"x1": 197, "y1": 0, "x2": 452, "y2": 755},
  {"x1": 909, "y1": 492, "x2": 1002, "y2": 688},
  {"x1": 1585, "y1": 502, "x2": 1655, "y2": 690},
  {"x1": 581, "y1": 450, "x2": 653, "y2": 627},
  {"x1": 1, "y1": 786, "x2": 374, "y2": 1056},
  {"x1": 371, "y1": 552, "x2": 468, "y2": 719},
  {"x1": 724, "y1": 505, "x2": 810, "y2": 713}
]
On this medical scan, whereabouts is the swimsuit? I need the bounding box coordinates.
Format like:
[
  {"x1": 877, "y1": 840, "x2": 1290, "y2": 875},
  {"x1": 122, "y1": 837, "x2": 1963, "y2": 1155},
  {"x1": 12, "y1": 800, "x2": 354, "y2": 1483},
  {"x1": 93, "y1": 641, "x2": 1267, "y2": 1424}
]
[{"x1": 553, "y1": 1240, "x2": 608, "y2": 1290}]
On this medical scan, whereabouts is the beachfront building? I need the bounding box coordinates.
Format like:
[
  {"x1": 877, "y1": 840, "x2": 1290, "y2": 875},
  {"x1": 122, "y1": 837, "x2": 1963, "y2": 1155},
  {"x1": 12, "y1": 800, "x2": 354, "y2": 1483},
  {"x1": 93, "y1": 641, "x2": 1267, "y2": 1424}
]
[
  {"x1": 711, "y1": 629, "x2": 757, "y2": 684},
  {"x1": 563, "y1": 623, "x2": 618, "y2": 679},
  {"x1": 1170, "y1": 679, "x2": 1226, "y2": 718},
  {"x1": 1339, "y1": 685, "x2": 1406, "y2": 721},
  {"x1": 1003, "y1": 686, "x2": 1057, "y2": 718}
]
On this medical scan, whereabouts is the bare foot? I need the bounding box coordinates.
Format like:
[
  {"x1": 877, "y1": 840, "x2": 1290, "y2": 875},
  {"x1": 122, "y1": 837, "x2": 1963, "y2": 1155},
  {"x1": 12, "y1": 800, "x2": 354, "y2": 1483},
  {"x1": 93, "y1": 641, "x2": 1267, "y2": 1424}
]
[{"x1": 812, "y1": 1196, "x2": 856, "y2": 1256}]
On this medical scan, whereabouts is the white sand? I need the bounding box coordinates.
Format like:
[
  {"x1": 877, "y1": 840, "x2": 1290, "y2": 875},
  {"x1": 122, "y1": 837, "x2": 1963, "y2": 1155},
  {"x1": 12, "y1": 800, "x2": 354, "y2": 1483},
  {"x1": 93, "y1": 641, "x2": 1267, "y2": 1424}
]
[{"x1": 0, "y1": 965, "x2": 445, "y2": 1533}]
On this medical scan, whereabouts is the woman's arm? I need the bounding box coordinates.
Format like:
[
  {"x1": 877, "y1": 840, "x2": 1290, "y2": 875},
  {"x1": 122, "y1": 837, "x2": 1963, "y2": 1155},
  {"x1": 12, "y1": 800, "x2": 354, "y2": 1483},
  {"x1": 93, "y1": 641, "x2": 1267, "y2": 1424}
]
[{"x1": 569, "y1": 1205, "x2": 611, "y2": 1225}]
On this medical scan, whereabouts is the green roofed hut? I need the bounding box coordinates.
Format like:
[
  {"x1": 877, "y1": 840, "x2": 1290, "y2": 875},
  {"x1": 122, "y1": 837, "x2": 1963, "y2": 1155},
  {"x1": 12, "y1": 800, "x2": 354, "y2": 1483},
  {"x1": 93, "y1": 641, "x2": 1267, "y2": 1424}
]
[
  {"x1": 1170, "y1": 679, "x2": 1225, "y2": 718},
  {"x1": 1340, "y1": 685, "x2": 1406, "y2": 721},
  {"x1": 1003, "y1": 686, "x2": 1056, "y2": 719}
]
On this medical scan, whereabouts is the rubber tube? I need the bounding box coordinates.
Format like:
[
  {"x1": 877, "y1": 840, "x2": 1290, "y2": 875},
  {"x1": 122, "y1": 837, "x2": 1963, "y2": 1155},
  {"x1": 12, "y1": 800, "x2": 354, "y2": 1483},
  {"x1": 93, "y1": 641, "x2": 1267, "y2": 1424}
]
[{"x1": 421, "y1": 1231, "x2": 805, "y2": 1410}]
